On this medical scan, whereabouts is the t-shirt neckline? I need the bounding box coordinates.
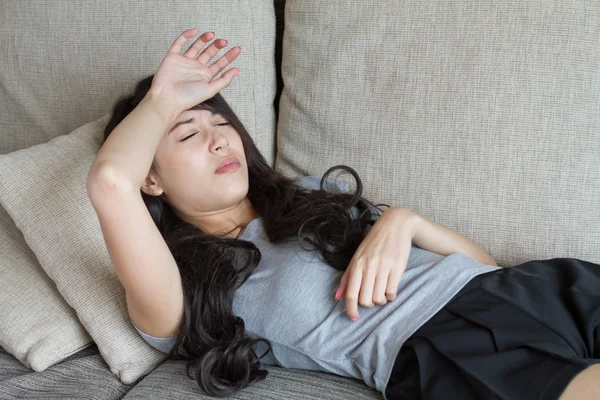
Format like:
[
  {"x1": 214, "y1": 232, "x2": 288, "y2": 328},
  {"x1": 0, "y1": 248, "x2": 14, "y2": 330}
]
[{"x1": 239, "y1": 217, "x2": 261, "y2": 239}]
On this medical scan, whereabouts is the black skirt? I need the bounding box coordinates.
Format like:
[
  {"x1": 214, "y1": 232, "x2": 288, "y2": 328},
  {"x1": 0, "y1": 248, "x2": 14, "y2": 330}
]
[{"x1": 384, "y1": 257, "x2": 600, "y2": 400}]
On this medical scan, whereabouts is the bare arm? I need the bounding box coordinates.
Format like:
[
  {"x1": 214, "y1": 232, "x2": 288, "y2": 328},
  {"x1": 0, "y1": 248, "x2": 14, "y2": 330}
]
[
  {"x1": 87, "y1": 93, "x2": 180, "y2": 192},
  {"x1": 409, "y1": 211, "x2": 499, "y2": 267}
]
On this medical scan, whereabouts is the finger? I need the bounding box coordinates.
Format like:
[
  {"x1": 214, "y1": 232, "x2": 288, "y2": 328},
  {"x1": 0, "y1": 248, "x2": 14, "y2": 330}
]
[
  {"x1": 208, "y1": 46, "x2": 242, "y2": 78},
  {"x1": 203, "y1": 67, "x2": 240, "y2": 99},
  {"x1": 168, "y1": 28, "x2": 199, "y2": 55},
  {"x1": 373, "y1": 269, "x2": 390, "y2": 305},
  {"x1": 335, "y1": 270, "x2": 350, "y2": 301},
  {"x1": 386, "y1": 264, "x2": 403, "y2": 301},
  {"x1": 386, "y1": 243, "x2": 411, "y2": 301},
  {"x1": 359, "y1": 264, "x2": 376, "y2": 308},
  {"x1": 338, "y1": 256, "x2": 359, "y2": 300},
  {"x1": 196, "y1": 38, "x2": 229, "y2": 65},
  {"x1": 385, "y1": 256, "x2": 408, "y2": 301},
  {"x1": 183, "y1": 31, "x2": 215, "y2": 58},
  {"x1": 345, "y1": 266, "x2": 363, "y2": 320}
]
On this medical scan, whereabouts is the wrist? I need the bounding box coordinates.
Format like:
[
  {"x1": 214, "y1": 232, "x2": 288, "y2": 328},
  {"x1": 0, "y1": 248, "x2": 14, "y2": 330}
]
[
  {"x1": 387, "y1": 206, "x2": 422, "y2": 239},
  {"x1": 141, "y1": 91, "x2": 181, "y2": 124}
]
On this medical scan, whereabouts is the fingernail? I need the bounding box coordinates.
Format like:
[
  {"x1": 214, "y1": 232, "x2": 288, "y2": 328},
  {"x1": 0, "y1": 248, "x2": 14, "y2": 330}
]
[
  {"x1": 233, "y1": 70, "x2": 239, "y2": 77},
  {"x1": 335, "y1": 287, "x2": 341, "y2": 300},
  {"x1": 351, "y1": 317, "x2": 357, "y2": 321}
]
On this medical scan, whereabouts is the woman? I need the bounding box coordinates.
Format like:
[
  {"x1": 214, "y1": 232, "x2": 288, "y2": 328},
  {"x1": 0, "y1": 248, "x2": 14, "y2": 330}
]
[{"x1": 87, "y1": 29, "x2": 600, "y2": 399}]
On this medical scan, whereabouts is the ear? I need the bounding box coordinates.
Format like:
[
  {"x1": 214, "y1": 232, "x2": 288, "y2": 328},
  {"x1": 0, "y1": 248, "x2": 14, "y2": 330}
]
[{"x1": 140, "y1": 172, "x2": 164, "y2": 197}]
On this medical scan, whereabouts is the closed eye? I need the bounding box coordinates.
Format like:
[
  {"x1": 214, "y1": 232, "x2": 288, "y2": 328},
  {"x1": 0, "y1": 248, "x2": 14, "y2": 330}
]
[{"x1": 179, "y1": 122, "x2": 231, "y2": 142}]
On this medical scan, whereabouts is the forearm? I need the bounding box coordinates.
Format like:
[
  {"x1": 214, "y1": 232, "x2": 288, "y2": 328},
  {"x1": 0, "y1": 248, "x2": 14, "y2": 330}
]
[
  {"x1": 87, "y1": 93, "x2": 180, "y2": 193},
  {"x1": 411, "y1": 212, "x2": 499, "y2": 267}
]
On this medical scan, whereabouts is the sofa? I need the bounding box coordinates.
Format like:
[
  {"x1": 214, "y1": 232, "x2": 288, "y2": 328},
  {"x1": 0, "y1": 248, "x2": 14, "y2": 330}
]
[{"x1": 0, "y1": 0, "x2": 598, "y2": 398}]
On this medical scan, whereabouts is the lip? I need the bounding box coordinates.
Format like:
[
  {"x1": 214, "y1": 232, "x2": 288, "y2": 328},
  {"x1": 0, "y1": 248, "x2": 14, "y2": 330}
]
[{"x1": 215, "y1": 155, "x2": 240, "y2": 173}]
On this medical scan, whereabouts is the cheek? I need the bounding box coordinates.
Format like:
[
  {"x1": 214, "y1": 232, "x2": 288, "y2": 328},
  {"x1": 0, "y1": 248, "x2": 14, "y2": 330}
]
[
  {"x1": 159, "y1": 153, "x2": 193, "y2": 181},
  {"x1": 182, "y1": 151, "x2": 214, "y2": 177},
  {"x1": 233, "y1": 136, "x2": 246, "y2": 159}
]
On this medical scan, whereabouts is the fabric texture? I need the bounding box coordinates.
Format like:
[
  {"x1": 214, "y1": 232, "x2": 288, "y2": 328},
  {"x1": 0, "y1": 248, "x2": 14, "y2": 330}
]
[
  {"x1": 0, "y1": 114, "x2": 168, "y2": 384},
  {"x1": 132, "y1": 175, "x2": 500, "y2": 396},
  {"x1": 0, "y1": 342, "x2": 382, "y2": 399},
  {"x1": 385, "y1": 257, "x2": 600, "y2": 400},
  {"x1": 276, "y1": 1, "x2": 600, "y2": 268},
  {"x1": 0, "y1": 0, "x2": 277, "y2": 166},
  {"x1": 0, "y1": 0, "x2": 277, "y2": 384},
  {"x1": 0, "y1": 203, "x2": 93, "y2": 372}
]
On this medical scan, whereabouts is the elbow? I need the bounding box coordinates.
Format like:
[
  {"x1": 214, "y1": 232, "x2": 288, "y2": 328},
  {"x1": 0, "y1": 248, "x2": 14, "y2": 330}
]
[
  {"x1": 484, "y1": 255, "x2": 499, "y2": 267},
  {"x1": 87, "y1": 165, "x2": 133, "y2": 202}
]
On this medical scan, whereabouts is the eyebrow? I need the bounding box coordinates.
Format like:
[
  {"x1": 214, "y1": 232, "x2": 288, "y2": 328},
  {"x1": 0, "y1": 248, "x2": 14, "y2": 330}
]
[
  {"x1": 168, "y1": 117, "x2": 194, "y2": 136},
  {"x1": 168, "y1": 111, "x2": 218, "y2": 135}
]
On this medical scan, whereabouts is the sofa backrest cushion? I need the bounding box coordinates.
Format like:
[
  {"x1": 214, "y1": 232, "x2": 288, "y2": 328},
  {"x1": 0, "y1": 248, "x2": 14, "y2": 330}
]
[
  {"x1": 276, "y1": 1, "x2": 600, "y2": 266},
  {"x1": 0, "y1": 0, "x2": 277, "y2": 166}
]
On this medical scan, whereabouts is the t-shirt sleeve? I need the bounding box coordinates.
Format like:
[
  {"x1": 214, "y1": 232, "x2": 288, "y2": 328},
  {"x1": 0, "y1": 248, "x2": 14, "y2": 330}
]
[{"x1": 131, "y1": 319, "x2": 177, "y2": 354}]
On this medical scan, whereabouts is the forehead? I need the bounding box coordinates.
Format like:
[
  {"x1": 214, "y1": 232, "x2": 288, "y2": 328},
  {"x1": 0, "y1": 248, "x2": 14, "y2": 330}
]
[
  {"x1": 168, "y1": 109, "x2": 220, "y2": 134},
  {"x1": 178, "y1": 108, "x2": 216, "y2": 120}
]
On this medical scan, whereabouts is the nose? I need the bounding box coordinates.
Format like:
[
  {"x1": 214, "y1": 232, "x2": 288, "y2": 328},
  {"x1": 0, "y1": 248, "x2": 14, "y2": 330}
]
[{"x1": 210, "y1": 129, "x2": 229, "y2": 152}]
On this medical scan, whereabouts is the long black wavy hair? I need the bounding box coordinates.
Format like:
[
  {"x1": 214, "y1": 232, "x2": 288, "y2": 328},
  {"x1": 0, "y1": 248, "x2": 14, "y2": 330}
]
[{"x1": 104, "y1": 74, "x2": 389, "y2": 397}]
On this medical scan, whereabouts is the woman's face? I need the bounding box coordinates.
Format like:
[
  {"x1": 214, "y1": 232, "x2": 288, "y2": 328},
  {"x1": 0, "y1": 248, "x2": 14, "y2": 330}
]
[{"x1": 141, "y1": 108, "x2": 250, "y2": 231}]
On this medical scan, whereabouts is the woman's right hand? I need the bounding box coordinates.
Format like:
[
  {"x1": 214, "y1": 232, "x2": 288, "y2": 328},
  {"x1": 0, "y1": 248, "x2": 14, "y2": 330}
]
[{"x1": 147, "y1": 28, "x2": 241, "y2": 113}]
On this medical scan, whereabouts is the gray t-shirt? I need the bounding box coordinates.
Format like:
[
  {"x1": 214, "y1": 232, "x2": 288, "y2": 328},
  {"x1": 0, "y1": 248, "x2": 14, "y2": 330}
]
[{"x1": 132, "y1": 175, "x2": 501, "y2": 397}]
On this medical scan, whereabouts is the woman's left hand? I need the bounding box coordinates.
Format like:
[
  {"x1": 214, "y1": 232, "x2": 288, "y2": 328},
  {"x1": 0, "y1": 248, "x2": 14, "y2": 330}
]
[{"x1": 335, "y1": 207, "x2": 421, "y2": 321}]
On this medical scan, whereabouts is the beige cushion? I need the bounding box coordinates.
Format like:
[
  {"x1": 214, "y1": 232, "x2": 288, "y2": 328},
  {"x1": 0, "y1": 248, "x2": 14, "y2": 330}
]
[
  {"x1": 0, "y1": 0, "x2": 277, "y2": 167},
  {"x1": 276, "y1": 1, "x2": 600, "y2": 267},
  {"x1": 0, "y1": 115, "x2": 168, "y2": 384},
  {"x1": 0, "y1": 205, "x2": 93, "y2": 371}
]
